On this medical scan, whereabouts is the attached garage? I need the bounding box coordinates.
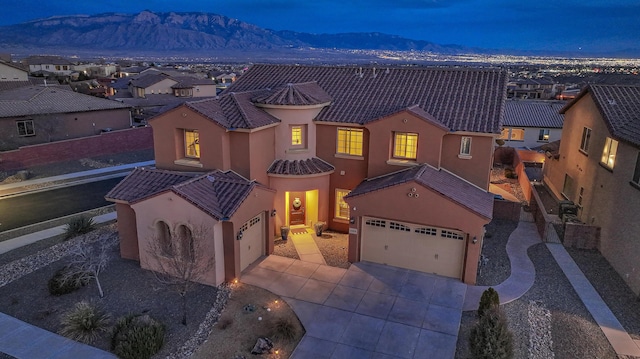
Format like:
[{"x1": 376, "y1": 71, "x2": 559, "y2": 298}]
[
  {"x1": 361, "y1": 216, "x2": 466, "y2": 279},
  {"x1": 239, "y1": 212, "x2": 265, "y2": 271}
]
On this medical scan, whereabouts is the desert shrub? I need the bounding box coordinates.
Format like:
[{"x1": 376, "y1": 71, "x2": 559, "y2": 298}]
[
  {"x1": 504, "y1": 168, "x2": 518, "y2": 179},
  {"x1": 269, "y1": 317, "x2": 298, "y2": 342},
  {"x1": 478, "y1": 287, "x2": 500, "y2": 318},
  {"x1": 469, "y1": 308, "x2": 514, "y2": 359},
  {"x1": 60, "y1": 301, "x2": 111, "y2": 344},
  {"x1": 48, "y1": 266, "x2": 88, "y2": 295},
  {"x1": 111, "y1": 314, "x2": 165, "y2": 359},
  {"x1": 64, "y1": 216, "x2": 96, "y2": 239},
  {"x1": 495, "y1": 139, "x2": 505, "y2": 147}
]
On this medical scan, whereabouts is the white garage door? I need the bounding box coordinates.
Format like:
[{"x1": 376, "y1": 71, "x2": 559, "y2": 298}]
[
  {"x1": 239, "y1": 213, "x2": 264, "y2": 271},
  {"x1": 361, "y1": 216, "x2": 466, "y2": 279}
]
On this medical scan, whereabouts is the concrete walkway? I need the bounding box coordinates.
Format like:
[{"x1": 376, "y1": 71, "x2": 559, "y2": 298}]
[
  {"x1": 289, "y1": 228, "x2": 327, "y2": 265},
  {"x1": 547, "y1": 243, "x2": 640, "y2": 357}
]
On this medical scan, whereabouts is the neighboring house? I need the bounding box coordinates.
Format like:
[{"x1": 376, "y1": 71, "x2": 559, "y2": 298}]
[
  {"x1": 22, "y1": 55, "x2": 74, "y2": 76},
  {"x1": 0, "y1": 86, "x2": 132, "y2": 150},
  {"x1": 128, "y1": 73, "x2": 178, "y2": 98},
  {"x1": 499, "y1": 100, "x2": 565, "y2": 148},
  {"x1": 507, "y1": 78, "x2": 556, "y2": 99},
  {"x1": 543, "y1": 84, "x2": 640, "y2": 295},
  {"x1": 107, "y1": 64, "x2": 507, "y2": 286},
  {"x1": 0, "y1": 60, "x2": 29, "y2": 81},
  {"x1": 171, "y1": 76, "x2": 218, "y2": 98}
]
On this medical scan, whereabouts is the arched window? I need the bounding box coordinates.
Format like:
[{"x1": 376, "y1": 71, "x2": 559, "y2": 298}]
[
  {"x1": 177, "y1": 225, "x2": 194, "y2": 262},
  {"x1": 156, "y1": 221, "x2": 173, "y2": 256}
]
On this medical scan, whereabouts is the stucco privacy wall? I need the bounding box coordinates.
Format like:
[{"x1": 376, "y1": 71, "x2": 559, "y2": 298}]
[
  {"x1": 0, "y1": 126, "x2": 153, "y2": 171},
  {"x1": 114, "y1": 203, "x2": 139, "y2": 260},
  {"x1": 346, "y1": 181, "x2": 489, "y2": 284}
]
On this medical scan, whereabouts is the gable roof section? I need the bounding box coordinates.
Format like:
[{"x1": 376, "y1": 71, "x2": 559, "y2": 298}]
[
  {"x1": 0, "y1": 86, "x2": 131, "y2": 118},
  {"x1": 226, "y1": 64, "x2": 507, "y2": 133},
  {"x1": 562, "y1": 84, "x2": 640, "y2": 148},
  {"x1": 268, "y1": 157, "x2": 335, "y2": 176},
  {"x1": 346, "y1": 164, "x2": 494, "y2": 219},
  {"x1": 130, "y1": 73, "x2": 175, "y2": 88},
  {"x1": 105, "y1": 168, "x2": 195, "y2": 203},
  {"x1": 106, "y1": 168, "x2": 267, "y2": 220},
  {"x1": 0, "y1": 60, "x2": 28, "y2": 73},
  {"x1": 183, "y1": 91, "x2": 280, "y2": 129},
  {"x1": 503, "y1": 100, "x2": 565, "y2": 128},
  {"x1": 252, "y1": 82, "x2": 333, "y2": 106},
  {"x1": 171, "y1": 76, "x2": 217, "y2": 89},
  {"x1": 368, "y1": 104, "x2": 450, "y2": 131}
]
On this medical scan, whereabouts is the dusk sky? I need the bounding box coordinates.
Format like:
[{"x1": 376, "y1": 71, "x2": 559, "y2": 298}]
[{"x1": 2, "y1": 0, "x2": 639, "y2": 54}]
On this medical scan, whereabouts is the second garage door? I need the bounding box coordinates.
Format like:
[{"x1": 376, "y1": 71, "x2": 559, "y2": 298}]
[
  {"x1": 360, "y1": 216, "x2": 465, "y2": 279},
  {"x1": 239, "y1": 213, "x2": 264, "y2": 271}
]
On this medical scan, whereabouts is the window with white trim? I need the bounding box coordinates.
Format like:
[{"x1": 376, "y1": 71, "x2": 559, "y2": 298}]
[
  {"x1": 184, "y1": 130, "x2": 200, "y2": 158},
  {"x1": 16, "y1": 120, "x2": 35, "y2": 137},
  {"x1": 600, "y1": 137, "x2": 618, "y2": 169},
  {"x1": 291, "y1": 126, "x2": 302, "y2": 146},
  {"x1": 335, "y1": 189, "x2": 350, "y2": 219},
  {"x1": 580, "y1": 127, "x2": 592, "y2": 153},
  {"x1": 336, "y1": 128, "x2": 363, "y2": 156},
  {"x1": 538, "y1": 129, "x2": 550, "y2": 142},
  {"x1": 460, "y1": 136, "x2": 472, "y2": 156}
]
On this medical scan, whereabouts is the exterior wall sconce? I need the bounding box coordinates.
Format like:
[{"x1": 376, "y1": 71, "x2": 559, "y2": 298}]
[
  {"x1": 349, "y1": 216, "x2": 355, "y2": 224},
  {"x1": 271, "y1": 209, "x2": 277, "y2": 217},
  {"x1": 472, "y1": 236, "x2": 478, "y2": 244},
  {"x1": 237, "y1": 230, "x2": 243, "y2": 241}
]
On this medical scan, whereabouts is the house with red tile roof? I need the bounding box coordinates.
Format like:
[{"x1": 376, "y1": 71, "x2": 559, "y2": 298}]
[
  {"x1": 543, "y1": 84, "x2": 640, "y2": 295},
  {"x1": 106, "y1": 64, "x2": 508, "y2": 286}
]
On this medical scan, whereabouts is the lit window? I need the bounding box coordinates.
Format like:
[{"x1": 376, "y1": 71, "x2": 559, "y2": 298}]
[
  {"x1": 580, "y1": 127, "x2": 592, "y2": 153},
  {"x1": 16, "y1": 120, "x2": 35, "y2": 137},
  {"x1": 291, "y1": 126, "x2": 302, "y2": 146},
  {"x1": 185, "y1": 130, "x2": 200, "y2": 158},
  {"x1": 510, "y1": 128, "x2": 525, "y2": 141},
  {"x1": 600, "y1": 137, "x2": 618, "y2": 169},
  {"x1": 633, "y1": 153, "x2": 640, "y2": 185},
  {"x1": 393, "y1": 132, "x2": 418, "y2": 159},
  {"x1": 337, "y1": 128, "x2": 363, "y2": 156},
  {"x1": 335, "y1": 189, "x2": 350, "y2": 219},
  {"x1": 460, "y1": 136, "x2": 472, "y2": 156},
  {"x1": 538, "y1": 129, "x2": 550, "y2": 142},
  {"x1": 499, "y1": 128, "x2": 510, "y2": 139}
]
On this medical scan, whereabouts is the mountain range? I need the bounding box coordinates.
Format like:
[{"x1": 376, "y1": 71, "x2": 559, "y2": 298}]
[{"x1": 0, "y1": 10, "x2": 470, "y2": 55}]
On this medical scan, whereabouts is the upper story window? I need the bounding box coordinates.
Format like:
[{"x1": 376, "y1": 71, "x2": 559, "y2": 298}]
[
  {"x1": 335, "y1": 189, "x2": 350, "y2": 220},
  {"x1": 337, "y1": 128, "x2": 363, "y2": 156},
  {"x1": 393, "y1": 132, "x2": 418, "y2": 160},
  {"x1": 538, "y1": 129, "x2": 550, "y2": 142},
  {"x1": 185, "y1": 130, "x2": 200, "y2": 158},
  {"x1": 632, "y1": 153, "x2": 640, "y2": 186},
  {"x1": 291, "y1": 126, "x2": 303, "y2": 146},
  {"x1": 499, "y1": 128, "x2": 509, "y2": 139},
  {"x1": 509, "y1": 128, "x2": 525, "y2": 141},
  {"x1": 600, "y1": 137, "x2": 618, "y2": 169},
  {"x1": 580, "y1": 127, "x2": 592, "y2": 154},
  {"x1": 16, "y1": 120, "x2": 35, "y2": 137},
  {"x1": 460, "y1": 136, "x2": 472, "y2": 156}
]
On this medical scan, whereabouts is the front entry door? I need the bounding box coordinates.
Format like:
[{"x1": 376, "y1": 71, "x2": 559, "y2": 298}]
[{"x1": 289, "y1": 192, "x2": 306, "y2": 225}]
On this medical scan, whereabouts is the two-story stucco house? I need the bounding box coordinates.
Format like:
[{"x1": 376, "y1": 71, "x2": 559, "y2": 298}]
[
  {"x1": 543, "y1": 84, "x2": 640, "y2": 295},
  {"x1": 106, "y1": 64, "x2": 507, "y2": 286},
  {"x1": 499, "y1": 100, "x2": 565, "y2": 149}
]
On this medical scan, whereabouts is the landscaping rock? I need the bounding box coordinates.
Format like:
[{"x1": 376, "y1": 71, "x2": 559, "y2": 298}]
[{"x1": 250, "y1": 337, "x2": 273, "y2": 355}]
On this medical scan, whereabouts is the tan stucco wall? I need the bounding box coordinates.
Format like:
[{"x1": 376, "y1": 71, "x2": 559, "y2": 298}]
[
  {"x1": 0, "y1": 64, "x2": 28, "y2": 81},
  {"x1": 269, "y1": 174, "x2": 330, "y2": 234},
  {"x1": 230, "y1": 132, "x2": 251, "y2": 179},
  {"x1": 248, "y1": 127, "x2": 275, "y2": 185},
  {"x1": 261, "y1": 106, "x2": 322, "y2": 160},
  {"x1": 131, "y1": 192, "x2": 223, "y2": 286},
  {"x1": 145, "y1": 78, "x2": 178, "y2": 95},
  {"x1": 544, "y1": 93, "x2": 640, "y2": 294},
  {"x1": 365, "y1": 112, "x2": 445, "y2": 178},
  {"x1": 440, "y1": 134, "x2": 494, "y2": 189},
  {"x1": 150, "y1": 106, "x2": 230, "y2": 171},
  {"x1": 115, "y1": 203, "x2": 139, "y2": 260},
  {"x1": 345, "y1": 181, "x2": 489, "y2": 284},
  {"x1": 193, "y1": 84, "x2": 217, "y2": 97}
]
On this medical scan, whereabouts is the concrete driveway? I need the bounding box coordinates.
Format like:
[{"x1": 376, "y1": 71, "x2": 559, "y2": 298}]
[{"x1": 241, "y1": 255, "x2": 466, "y2": 359}]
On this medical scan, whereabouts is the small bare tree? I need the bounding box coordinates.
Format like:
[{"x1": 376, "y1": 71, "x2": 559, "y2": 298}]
[
  {"x1": 61, "y1": 233, "x2": 118, "y2": 298},
  {"x1": 146, "y1": 223, "x2": 215, "y2": 325}
]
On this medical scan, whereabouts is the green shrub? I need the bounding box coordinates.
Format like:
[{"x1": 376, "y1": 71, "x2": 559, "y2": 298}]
[
  {"x1": 111, "y1": 314, "x2": 165, "y2": 359},
  {"x1": 64, "y1": 216, "x2": 96, "y2": 239},
  {"x1": 48, "y1": 266, "x2": 88, "y2": 296},
  {"x1": 269, "y1": 317, "x2": 298, "y2": 342},
  {"x1": 478, "y1": 287, "x2": 500, "y2": 318},
  {"x1": 469, "y1": 308, "x2": 514, "y2": 359},
  {"x1": 60, "y1": 301, "x2": 111, "y2": 344}
]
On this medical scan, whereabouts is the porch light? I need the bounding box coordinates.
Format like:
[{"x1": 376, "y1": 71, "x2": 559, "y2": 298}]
[
  {"x1": 237, "y1": 230, "x2": 243, "y2": 240},
  {"x1": 349, "y1": 216, "x2": 355, "y2": 224},
  {"x1": 472, "y1": 236, "x2": 478, "y2": 244},
  {"x1": 271, "y1": 209, "x2": 277, "y2": 217}
]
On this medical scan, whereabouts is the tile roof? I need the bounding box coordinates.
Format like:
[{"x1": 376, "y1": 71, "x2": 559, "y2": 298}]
[
  {"x1": 0, "y1": 86, "x2": 131, "y2": 118},
  {"x1": 105, "y1": 168, "x2": 264, "y2": 220},
  {"x1": 23, "y1": 55, "x2": 72, "y2": 66},
  {"x1": 105, "y1": 168, "x2": 196, "y2": 203},
  {"x1": 346, "y1": 164, "x2": 494, "y2": 219},
  {"x1": 503, "y1": 100, "x2": 565, "y2": 128},
  {"x1": 130, "y1": 73, "x2": 175, "y2": 88},
  {"x1": 369, "y1": 104, "x2": 450, "y2": 131},
  {"x1": 225, "y1": 64, "x2": 507, "y2": 133},
  {"x1": 183, "y1": 91, "x2": 280, "y2": 129},
  {"x1": 252, "y1": 82, "x2": 333, "y2": 106},
  {"x1": 0, "y1": 60, "x2": 28, "y2": 72},
  {"x1": 561, "y1": 84, "x2": 640, "y2": 148},
  {"x1": 171, "y1": 76, "x2": 217, "y2": 89},
  {"x1": 267, "y1": 157, "x2": 335, "y2": 176}
]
